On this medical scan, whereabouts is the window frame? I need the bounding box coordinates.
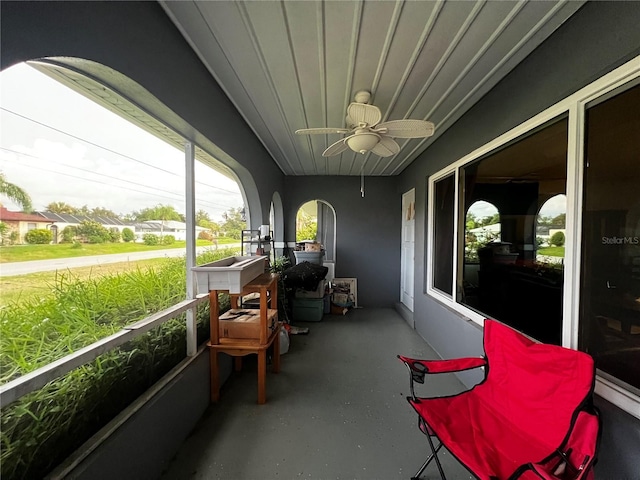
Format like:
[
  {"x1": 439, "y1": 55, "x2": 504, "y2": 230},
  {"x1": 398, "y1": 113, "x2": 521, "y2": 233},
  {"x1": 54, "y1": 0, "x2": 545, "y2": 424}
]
[{"x1": 426, "y1": 55, "x2": 640, "y2": 419}]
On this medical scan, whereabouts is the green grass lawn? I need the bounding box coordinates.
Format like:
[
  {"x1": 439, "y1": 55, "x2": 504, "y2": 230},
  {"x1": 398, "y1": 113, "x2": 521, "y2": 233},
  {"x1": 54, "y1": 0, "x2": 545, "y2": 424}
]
[
  {"x1": 0, "y1": 237, "x2": 238, "y2": 263},
  {"x1": 0, "y1": 258, "x2": 170, "y2": 305},
  {"x1": 537, "y1": 246, "x2": 565, "y2": 257}
]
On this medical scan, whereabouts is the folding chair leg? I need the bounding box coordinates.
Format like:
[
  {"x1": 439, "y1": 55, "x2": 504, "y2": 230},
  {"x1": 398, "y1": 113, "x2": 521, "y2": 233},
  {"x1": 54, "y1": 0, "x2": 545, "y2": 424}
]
[
  {"x1": 412, "y1": 417, "x2": 447, "y2": 480},
  {"x1": 412, "y1": 438, "x2": 445, "y2": 480}
]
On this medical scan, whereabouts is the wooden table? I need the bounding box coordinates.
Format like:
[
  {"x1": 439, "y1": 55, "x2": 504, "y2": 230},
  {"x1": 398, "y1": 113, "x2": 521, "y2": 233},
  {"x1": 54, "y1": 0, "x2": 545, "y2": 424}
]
[{"x1": 208, "y1": 272, "x2": 280, "y2": 404}]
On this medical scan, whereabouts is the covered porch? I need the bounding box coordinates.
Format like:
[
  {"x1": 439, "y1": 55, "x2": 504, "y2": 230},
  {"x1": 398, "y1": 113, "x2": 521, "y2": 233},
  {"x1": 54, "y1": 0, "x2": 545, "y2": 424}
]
[
  {"x1": 1, "y1": 1, "x2": 639, "y2": 478},
  {"x1": 74, "y1": 308, "x2": 475, "y2": 480}
]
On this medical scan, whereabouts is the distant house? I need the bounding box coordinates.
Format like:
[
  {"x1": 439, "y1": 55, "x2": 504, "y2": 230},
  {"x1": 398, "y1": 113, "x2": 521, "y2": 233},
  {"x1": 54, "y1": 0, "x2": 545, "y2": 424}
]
[
  {"x1": 32, "y1": 213, "x2": 209, "y2": 243},
  {"x1": 0, "y1": 207, "x2": 54, "y2": 244},
  {"x1": 469, "y1": 223, "x2": 501, "y2": 243},
  {"x1": 36, "y1": 212, "x2": 128, "y2": 244},
  {"x1": 135, "y1": 220, "x2": 207, "y2": 242}
]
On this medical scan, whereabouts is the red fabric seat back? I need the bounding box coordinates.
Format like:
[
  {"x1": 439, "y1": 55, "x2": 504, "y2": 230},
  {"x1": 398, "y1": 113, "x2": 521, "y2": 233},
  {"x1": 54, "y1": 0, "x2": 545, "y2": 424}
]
[{"x1": 478, "y1": 320, "x2": 595, "y2": 453}]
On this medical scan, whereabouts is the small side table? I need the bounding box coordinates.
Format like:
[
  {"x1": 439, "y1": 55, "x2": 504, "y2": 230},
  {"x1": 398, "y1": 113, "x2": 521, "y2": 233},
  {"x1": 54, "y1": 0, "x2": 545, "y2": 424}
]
[{"x1": 208, "y1": 272, "x2": 281, "y2": 404}]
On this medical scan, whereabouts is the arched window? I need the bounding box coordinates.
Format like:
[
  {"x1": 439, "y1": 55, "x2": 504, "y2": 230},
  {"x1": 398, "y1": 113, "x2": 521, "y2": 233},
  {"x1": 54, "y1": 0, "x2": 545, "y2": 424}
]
[
  {"x1": 295, "y1": 199, "x2": 336, "y2": 276},
  {"x1": 464, "y1": 200, "x2": 500, "y2": 263},
  {"x1": 537, "y1": 194, "x2": 566, "y2": 262}
]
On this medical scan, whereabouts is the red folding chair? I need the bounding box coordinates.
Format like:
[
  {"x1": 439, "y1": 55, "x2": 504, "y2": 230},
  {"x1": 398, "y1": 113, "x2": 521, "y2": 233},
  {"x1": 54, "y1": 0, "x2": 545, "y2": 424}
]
[{"x1": 398, "y1": 319, "x2": 601, "y2": 480}]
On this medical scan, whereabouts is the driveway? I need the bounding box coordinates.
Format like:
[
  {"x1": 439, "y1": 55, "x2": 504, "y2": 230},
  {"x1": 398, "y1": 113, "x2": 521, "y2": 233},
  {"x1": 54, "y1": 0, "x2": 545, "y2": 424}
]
[{"x1": 0, "y1": 245, "x2": 240, "y2": 277}]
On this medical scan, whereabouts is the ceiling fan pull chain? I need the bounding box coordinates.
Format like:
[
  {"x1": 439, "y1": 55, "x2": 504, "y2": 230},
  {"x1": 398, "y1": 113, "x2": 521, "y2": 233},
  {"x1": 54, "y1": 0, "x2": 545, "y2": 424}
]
[{"x1": 361, "y1": 167, "x2": 365, "y2": 198}]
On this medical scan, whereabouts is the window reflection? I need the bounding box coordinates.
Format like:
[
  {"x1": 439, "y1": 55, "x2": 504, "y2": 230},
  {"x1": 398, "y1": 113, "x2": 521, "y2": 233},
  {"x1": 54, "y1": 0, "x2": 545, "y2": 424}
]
[{"x1": 458, "y1": 118, "x2": 568, "y2": 344}]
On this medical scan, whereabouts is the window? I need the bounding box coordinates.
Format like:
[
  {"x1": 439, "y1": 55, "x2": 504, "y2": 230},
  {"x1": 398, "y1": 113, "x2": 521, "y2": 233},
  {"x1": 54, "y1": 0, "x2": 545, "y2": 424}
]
[
  {"x1": 432, "y1": 174, "x2": 455, "y2": 296},
  {"x1": 426, "y1": 59, "x2": 640, "y2": 417},
  {"x1": 537, "y1": 194, "x2": 566, "y2": 262},
  {"x1": 579, "y1": 83, "x2": 640, "y2": 393},
  {"x1": 458, "y1": 118, "x2": 568, "y2": 344},
  {"x1": 27, "y1": 222, "x2": 37, "y2": 230}
]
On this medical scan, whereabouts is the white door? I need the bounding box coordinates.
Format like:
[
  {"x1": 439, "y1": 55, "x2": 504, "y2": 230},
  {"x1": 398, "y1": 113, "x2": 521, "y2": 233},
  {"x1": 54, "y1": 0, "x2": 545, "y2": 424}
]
[{"x1": 401, "y1": 189, "x2": 415, "y2": 311}]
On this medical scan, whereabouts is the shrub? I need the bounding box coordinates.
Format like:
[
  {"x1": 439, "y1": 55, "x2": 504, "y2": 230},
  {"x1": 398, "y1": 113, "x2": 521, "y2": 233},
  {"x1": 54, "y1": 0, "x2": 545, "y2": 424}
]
[
  {"x1": 162, "y1": 235, "x2": 175, "y2": 245},
  {"x1": 87, "y1": 235, "x2": 104, "y2": 244},
  {"x1": 142, "y1": 233, "x2": 159, "y2": 245},
  {"x1": 77, "y1": 221, "x2": 110, "y2": 243},
  {"x1": 61, "y1": 226, "x2": 77, "y2": 243},
  {"x1": 121, "y1": 227, "x2": 135, "y2": 243},
  {"x1": 198, "y1": 230, "x2": 213, "y2": 241},
  {"x1": 550, "y1": 231, "x2": 565, "y2": 247},
  {"x1": 108, "y1": 227, "x2": 121, "y2": 243},
  {"x1": 24, "y1": 229, "x2": 52, "y2": 244}
]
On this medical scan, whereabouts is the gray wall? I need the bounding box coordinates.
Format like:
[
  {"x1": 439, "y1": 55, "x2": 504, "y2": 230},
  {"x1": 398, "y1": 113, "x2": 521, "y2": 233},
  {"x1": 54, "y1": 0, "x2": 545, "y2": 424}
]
[
  {"x1": 283, "y1": 175, "x2": 400, "y2": 308},
  {"x1": 0, "y1": 0, "x2": 284, "y2": 226},
  {"x1": 398, "y1": 2, "x2": 640, "y2": 476}
]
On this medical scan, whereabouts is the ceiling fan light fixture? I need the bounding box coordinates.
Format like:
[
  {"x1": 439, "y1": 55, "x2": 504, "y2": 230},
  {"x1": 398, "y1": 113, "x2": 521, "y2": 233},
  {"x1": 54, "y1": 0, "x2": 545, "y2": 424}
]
[{"x1": 346, "y1": 131, "x2": 380, "y2": 154}]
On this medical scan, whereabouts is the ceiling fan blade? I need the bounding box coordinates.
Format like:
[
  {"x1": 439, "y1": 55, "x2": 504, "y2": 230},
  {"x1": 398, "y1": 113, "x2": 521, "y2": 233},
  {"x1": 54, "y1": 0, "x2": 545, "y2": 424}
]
[
  {"x1": 370, "y1": 137, "x2": 400, "y2": 157},
  {"x1": 374, "y1": 119, "x2": 435, "y2": 138},
  {"x1": 347, "y1": 103, "x2": 382, "y2": 126},
  {"x1": 295, "y1": 127, "x2": 350, "y2": 135},
  {"x1": 322, "y1": 138, "x2": 349, "y2": 157}
]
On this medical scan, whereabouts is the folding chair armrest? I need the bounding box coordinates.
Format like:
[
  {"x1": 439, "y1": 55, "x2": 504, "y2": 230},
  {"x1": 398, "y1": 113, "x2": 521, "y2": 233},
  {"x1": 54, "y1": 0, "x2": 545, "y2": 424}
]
[
  {"x1": 398, "y1": 355, "x2": 486, "y2": 376},
  {"x1": 398, "y1": 355, "x2": 486, "y2": 399}
]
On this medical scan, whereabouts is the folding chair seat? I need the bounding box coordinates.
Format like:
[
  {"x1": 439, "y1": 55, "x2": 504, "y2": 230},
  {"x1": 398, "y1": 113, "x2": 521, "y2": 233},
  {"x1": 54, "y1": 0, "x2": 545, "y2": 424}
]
[{"x1": 399, "y1": 319, "x2": 601, "y2": 480}]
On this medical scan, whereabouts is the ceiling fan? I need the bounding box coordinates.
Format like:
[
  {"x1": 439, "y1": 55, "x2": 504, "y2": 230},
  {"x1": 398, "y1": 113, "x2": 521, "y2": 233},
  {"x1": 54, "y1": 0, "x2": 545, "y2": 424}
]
[{"x1": 295, "y1": 90, "x2": 435, "y2": 157}]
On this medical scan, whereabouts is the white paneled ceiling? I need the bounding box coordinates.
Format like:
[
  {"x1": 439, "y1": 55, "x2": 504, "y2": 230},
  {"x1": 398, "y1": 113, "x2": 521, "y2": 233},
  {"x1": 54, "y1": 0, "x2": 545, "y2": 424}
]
[{"x1": 160, "y1": 0, "x2": 584, "y2": 176}]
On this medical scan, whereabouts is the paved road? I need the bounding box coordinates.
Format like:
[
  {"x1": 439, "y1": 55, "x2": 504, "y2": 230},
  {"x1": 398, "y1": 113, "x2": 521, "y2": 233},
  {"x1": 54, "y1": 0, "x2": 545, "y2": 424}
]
[{"x1": 0, "y1": 244, "x2": 241, "y2": 277}]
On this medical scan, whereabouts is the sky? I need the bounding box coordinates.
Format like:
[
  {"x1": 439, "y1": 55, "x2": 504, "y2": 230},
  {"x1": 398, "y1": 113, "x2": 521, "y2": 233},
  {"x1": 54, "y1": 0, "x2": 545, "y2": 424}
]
[
  {"x1": 0, "y1": 63, "x2": 243, "y2": 222},
  {"x1": 468, "y1": 196, "x2": 566, "y2": 220}
]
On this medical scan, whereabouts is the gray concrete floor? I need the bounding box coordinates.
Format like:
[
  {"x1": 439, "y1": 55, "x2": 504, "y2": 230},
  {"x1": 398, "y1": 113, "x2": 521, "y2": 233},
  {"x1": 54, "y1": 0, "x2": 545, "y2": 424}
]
[{"x1": 159, "y1": 308, "x2": 475, "y2": 480}]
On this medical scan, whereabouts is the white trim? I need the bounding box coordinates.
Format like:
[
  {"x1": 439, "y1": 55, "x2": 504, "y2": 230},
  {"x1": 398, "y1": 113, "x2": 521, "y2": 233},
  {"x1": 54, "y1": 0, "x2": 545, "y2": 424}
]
[
  {"x1": 425, "y1": 55, "x2": 640, "y2": 417},
  {"x1": 595, "y1": 377, "x2": 640, "y2": 421}
]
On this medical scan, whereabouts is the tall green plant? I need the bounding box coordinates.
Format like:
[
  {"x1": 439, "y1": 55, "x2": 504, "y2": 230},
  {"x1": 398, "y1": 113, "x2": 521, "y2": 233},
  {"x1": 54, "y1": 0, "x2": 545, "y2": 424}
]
[{"x1": 0, "y1": 248, "x2": 235, "y2": 479}]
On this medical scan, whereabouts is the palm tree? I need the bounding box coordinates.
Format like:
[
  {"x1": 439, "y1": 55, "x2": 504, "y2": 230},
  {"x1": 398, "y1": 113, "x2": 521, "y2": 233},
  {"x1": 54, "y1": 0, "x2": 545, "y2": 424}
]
[{"x1": 0, "y1": 172, "x2": 33, "y2": 212}]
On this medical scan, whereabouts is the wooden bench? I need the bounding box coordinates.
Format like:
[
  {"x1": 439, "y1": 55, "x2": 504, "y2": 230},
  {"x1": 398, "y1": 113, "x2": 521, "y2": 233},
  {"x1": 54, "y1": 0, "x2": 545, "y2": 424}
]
[{"x1": 398, "y1": 319, "x2": 601, "y2": 480}]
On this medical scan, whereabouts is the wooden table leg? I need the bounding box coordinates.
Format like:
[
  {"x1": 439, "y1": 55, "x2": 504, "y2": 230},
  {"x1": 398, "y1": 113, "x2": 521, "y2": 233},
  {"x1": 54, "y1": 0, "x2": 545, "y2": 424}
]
[
  {"x1": 257, "y1": 349, "x2": 267, "y2": 404},
  {"x1": 210, "y1": 348, "x2": 220, "y2": 402}
]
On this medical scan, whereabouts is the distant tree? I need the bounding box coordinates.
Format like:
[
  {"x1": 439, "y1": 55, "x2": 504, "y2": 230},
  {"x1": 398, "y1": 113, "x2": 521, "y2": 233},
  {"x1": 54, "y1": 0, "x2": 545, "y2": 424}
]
[
  {"x1": 25, "y1": 228, "x2": 52, "y2": 244},
  {"x1": 0, "y1": 222, "x2": 9, "y2": 245},
  {"x1": 480, "y1": 213, "x2": 500, "y2": 226},
  {"x1": 133, "y1": 204, "x2": 181, "y2": 222},
  {"x1": 537, "y1": 215, "x2": 553, "y2": 226},
  {"x1": 76, "y1": 205, "x2": 92, "y2": 216},
  {"x1": 551, "y1": 213, "x2": 566, "y2": 228},
  {"x1": 92, "y1": 207, "x2": 120, "y2": 219},
  {"x1": 46, "y1": 201, "x2": 77, "y2": 214},
  {"x1": 296, "y1": 210, "x2": 317, "y2": 242},
  {"x1": 218, "y1": 207, "x2": 246, "y2": 240},
  {"x1": 466, "y1": 212, "x2": 478, "y2": 231},
  {"x1": 550, "y1": 231, "x2": 565, "y2": 247},
  {"x1": 0, "y1": 172, "x2": 33, "y2": 212},
  {"x1": 196, "y1": 209, "x2": 212, "y2": 227},
  {"x1": 121, "y1": 227, "x2": 135, "y2": 242}
]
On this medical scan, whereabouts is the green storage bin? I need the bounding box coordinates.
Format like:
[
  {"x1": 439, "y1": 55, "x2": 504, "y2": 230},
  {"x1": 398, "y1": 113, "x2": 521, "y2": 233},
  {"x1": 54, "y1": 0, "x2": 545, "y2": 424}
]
[{"x1": 292, "y1": 297, "x2": 324, "y2": 322}]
